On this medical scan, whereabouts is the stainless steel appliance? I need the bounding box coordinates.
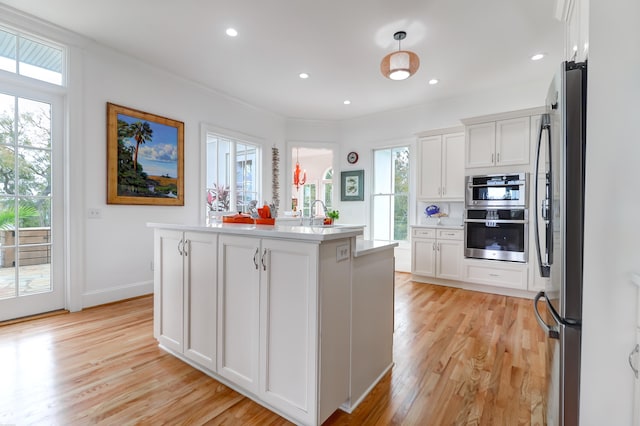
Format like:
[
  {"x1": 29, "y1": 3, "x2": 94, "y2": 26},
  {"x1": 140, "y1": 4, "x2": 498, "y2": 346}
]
[
  {"x1": 533, "y1": 60, "x2": 587, "y2": 426},
  {"x1": 464, "y1": 208, "x2": 528, "y2": 262},
  {"x1": 464, "y1": 173, "x2": 529, "y2": 262},
  {"x1": 465, "y1": 173, "x2": 528, "y2": 207}
]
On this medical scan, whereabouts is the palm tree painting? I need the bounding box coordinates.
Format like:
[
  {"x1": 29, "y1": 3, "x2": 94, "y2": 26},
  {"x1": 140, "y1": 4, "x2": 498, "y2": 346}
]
[{"x1": 107, "y1": 103, "x2": 184, "y2": 205}]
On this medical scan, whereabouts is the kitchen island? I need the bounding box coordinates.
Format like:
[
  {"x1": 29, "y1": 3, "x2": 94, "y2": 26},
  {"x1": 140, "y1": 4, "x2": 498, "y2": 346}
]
[{"x1": 148, "y1": 222, "x2": 397, "y2": 426}]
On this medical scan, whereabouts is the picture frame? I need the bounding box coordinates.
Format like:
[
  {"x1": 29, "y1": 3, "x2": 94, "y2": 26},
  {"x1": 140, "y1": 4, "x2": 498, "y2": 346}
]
[
  {"x1": 341, "y1": 170, "x2": 364, "y2": 201},
  {"x1": 107, "y1": 102, "x2": 184, "y2": 205}
]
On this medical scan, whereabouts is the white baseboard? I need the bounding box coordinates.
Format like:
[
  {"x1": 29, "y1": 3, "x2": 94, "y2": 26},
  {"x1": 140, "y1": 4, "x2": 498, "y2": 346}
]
[{"x1": 81, "y1": 280, "x2": 153, "y2": 309}]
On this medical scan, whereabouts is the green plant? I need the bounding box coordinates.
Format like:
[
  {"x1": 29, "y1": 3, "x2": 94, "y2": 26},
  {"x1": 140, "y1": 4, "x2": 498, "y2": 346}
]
[{"x1": 326, "y1": 209, "x2": 339, "y2": 220}]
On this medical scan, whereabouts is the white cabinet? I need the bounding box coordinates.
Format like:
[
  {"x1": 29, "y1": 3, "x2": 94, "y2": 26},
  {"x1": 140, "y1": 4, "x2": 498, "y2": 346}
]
[
  {"x1": 153, "y1": 229, "x2": 217, "y2": 370},
  {"x1": 558, "y1": 0, "x2": 589, "y2": 61},
  {"x1": 465, "y1": 117, "x2": 531, "y2": 168},
  {"x1": 218, "y1": 234, "x2": 338, "y2": 425},
  {"x1": 417, "y1": 131, "x2": 465, "y2": 200},
  {"x1": 411, "y1": 228, "x2": 463, "y2": 280},
  {"x1": 216, "y1": 234, "x2": 260, "y2": 392},
  {"x1": 463, "y1": 258, "x2": 528, "y2": 290}
]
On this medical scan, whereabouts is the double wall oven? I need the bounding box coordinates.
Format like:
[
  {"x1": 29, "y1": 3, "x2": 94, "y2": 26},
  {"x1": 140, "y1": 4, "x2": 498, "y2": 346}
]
[{"x1": 464, "y1": 173, "x2": 529, "y2": 262}]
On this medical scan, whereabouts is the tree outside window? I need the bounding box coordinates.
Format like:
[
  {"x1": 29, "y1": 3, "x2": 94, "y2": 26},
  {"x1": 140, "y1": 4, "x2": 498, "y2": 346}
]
[{"x1": 372, "y1": 146, "x2": 409, "y2": 241}]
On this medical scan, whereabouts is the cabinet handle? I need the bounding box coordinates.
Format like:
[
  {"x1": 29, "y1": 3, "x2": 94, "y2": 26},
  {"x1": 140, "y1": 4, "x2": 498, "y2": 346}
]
[
  {"x1": 183, "y1": 239, "x2": 189, "y2": 257},
  {"x1": 629, "y1": 344, "x2": 639, "y2": 378},
  {"x1": 261, "y1": 249, "x2": 267, "y2": 271},
  {"x1": 438, "y1": 187, "x2": 441, "y2": 196},
  {"x1": 177, "y1": 239, "x2": 184, "y2": 256},
  {"x1": 253, "y1": 248, "x2": 259, "y2": 270},
  {"x1": 497, "y1": 152, "x2": 500, "y2": 163},
  {"x1": 442, "y1": 187, "x2": 446, "y2": 196},
  {"x1": 432, "y1": 242, "x2": 436, "y2": 251},
  {"x1": 437, "y1": 243, "x2": 440, "y2": 251},
  {"x1": 489, "y1": 273, "x2": 500, "y2": 277},
  {"x1": 491, "y1": 153, "x2": 494, "y2": 163}
]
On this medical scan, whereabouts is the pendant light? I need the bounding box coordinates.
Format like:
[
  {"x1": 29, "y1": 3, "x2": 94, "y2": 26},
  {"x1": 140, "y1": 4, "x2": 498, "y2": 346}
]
[
  {"x1": 380, "y1": 31, "x2": 420, "y2": 81},
  {"x1": 293, "y1": 148, "x2": 307, "y2": 191}
]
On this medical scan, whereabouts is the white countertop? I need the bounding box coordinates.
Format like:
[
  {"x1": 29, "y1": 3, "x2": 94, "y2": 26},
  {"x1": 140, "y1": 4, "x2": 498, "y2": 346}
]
[
  {"x1": 354, "y1": 240, "x2": 399, "y2": 257},
  {"x1": 148, "y1": 222, "x2": 365, "y2": 242}
]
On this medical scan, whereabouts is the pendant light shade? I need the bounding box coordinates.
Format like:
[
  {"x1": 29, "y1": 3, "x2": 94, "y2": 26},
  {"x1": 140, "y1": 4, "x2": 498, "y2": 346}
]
[{"x1": 381, "y1": 31, "x2": 420, "y2": 80}]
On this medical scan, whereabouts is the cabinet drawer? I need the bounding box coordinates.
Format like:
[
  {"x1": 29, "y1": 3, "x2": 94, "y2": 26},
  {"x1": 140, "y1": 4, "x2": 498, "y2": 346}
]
[
  {"x1": 412, "y1": 228, "x2": 436, "y2": 239},
  {"x1": 464, "y1": 260, "x2": 527, "y2": 290},
  {"x1": 437, "y1": 229, "x2": 463, "y2": 240}
]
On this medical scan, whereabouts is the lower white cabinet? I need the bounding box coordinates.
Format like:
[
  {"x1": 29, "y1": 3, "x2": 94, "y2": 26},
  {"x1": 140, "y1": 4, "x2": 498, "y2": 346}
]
[
  {"x1": 411, "y1": 228, "x2": 463, "y2": 280},
  {"x1": 463, "y1": 258, "x2": 528, "y2": 290},
  {"x1": 153, "y1": 229, "x2": 217, "y2": 370},
  {"x1": 217, "y1": 234, "x2": 349, "y2": 425}
]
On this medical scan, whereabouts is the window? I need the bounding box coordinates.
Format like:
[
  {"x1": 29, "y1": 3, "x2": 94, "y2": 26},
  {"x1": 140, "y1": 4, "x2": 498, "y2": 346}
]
[
  {"x1": 205, "y1": 132, "x2": 261, "y2": 214},
  {"x1": 372, "y1": 147, "x2": 409, "y2": 241},
  {"x1": 0, "y1": 27, "x2": 64, "y2": 86},
  {"x1": 301, "y1": 183, "x2": 317, "y2": 217},
  {"x1": 322, "y1": 168, "x2": 333, "y2": 209}
]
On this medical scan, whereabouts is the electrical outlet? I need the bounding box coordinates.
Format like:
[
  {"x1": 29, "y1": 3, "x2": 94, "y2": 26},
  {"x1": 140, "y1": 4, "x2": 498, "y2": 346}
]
[
  {"x1": 336, "y1": 244, "x2": 350, "y2": 262},
  {"x1": 88, "y1": 208, "x2": 102, "y2": 219}
]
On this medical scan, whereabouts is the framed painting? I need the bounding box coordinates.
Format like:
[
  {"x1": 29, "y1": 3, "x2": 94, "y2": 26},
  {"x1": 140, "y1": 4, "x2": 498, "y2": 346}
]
[
  {"x1": 107, "y1": 103, "x2": 184, "y2": 205},
  {"x1": 341, "y1": 170, "x2": 364, "y2": 201}
]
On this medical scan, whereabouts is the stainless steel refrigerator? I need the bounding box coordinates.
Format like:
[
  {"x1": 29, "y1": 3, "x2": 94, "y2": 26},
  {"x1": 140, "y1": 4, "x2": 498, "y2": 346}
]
[{"x1": 533, "y1": 60, "x2": 587, "y2": 426}]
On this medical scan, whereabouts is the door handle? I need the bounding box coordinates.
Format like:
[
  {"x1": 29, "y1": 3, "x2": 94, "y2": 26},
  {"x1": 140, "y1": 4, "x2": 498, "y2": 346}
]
[
  {"x1": 533, "y1": 292, "x2": 559, "y2": 339},
  {"x1": 253, "y1": 248, "x2": 259, "y2": 270},
  {"x1": 629, "y1": 344, "x2": 639, "y2": 379},
  {"x1": 534, "y1": 113, "x2": 552, "y2": 278},
  {"x1": 261, "y1": 249, "x2": 267, "y2": 271}
]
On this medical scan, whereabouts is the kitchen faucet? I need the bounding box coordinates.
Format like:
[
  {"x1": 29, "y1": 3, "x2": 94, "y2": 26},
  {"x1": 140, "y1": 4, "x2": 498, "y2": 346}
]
[{"x1": 309, "y1": 200, "x2": 327, "y2": 220}]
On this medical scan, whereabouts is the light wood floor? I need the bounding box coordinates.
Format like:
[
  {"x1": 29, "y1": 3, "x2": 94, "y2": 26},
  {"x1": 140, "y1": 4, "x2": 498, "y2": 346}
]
[{"x1": 0, "y1": 273, "x2": 546, "y2": 425}]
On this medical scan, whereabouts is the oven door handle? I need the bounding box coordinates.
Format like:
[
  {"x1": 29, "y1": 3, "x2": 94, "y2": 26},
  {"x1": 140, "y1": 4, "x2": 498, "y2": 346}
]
[{"x1": 464, "y1": 219, "x2": 528, "y2": 224}]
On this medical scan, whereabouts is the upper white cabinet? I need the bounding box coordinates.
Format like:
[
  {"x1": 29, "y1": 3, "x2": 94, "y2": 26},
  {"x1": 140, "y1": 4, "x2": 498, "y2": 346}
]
[
  {"x1": 557, "y1": 0, "x2": 589, "y2": 61},
  {"x1": 153, "y1": 229, "x2": 217, "y2": 370},
  {"x1": 417, "y1": 127, "x2": 465, "y2": 200},
  {"x1": 462, "y1": 108, "x2": 545, "y2": 173},
  {"x1": 465, "y1": 117, "x2": 530, "y2": 169}
]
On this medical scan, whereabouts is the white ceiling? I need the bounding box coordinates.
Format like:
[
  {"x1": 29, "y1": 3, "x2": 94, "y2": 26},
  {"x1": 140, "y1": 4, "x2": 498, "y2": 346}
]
[{"x1": 0, "y1": 0, "x2": 564, "y2": 121}]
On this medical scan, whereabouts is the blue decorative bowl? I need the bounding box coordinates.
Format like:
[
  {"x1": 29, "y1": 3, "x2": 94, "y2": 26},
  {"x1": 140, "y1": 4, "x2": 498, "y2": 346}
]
[{"x1": 425, "y1": 205, "x2": 440, "y2": 216}]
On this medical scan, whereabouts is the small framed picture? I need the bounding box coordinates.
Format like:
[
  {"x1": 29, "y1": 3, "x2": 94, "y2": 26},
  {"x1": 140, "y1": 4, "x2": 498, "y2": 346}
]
[{"x1": 341, "y1": 170, "x2": 364, "y2": 201}]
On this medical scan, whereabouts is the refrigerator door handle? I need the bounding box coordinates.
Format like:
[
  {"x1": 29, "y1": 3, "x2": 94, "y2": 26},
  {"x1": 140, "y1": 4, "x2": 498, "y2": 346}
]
[
  {"x1": 533, "y1": 291, "x2": 560, "y2": 339},
  {"x1": 534, "y1": 114, "x2": 552, "y2": 278}
]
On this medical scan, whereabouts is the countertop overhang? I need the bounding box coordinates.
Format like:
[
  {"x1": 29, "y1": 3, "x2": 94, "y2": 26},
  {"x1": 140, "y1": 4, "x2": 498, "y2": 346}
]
[{"x1": 147, "y1": 222, "x2": 365, "y2": 242}]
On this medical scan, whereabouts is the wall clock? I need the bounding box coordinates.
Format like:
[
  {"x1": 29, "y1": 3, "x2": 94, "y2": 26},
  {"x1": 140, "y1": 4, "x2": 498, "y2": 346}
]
[{"x1": 347, "y1": 151, "x2": 359, "y2": 164}]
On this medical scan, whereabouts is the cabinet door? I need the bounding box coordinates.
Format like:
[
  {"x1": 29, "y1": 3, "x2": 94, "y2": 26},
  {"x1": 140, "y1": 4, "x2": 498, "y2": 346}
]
[
  {"x1": 412, "y1": 238, "x2": 436, "y2": 277},
  {"x1": 496, "y1": 117, "x2": 530, "y2": 166},
  {"x1": 465, "y1": 122, "x2": 496, "y2": 168},
  {"x1": 183, "y1": 232, "x2": 217, "y2": 370},
  {"x1": 259, "y1": 239, "x2": 317, "y2": 422},
  {"x1": 436, "y1": 240, "x2": 462, "y2": 280},
  {"x1": 154, "y1": 229, "x2": 184, "y2": 354},
  {"x1": 418, "y1": 135, "x2": 442, "y2": 199},
  {"x1": 441, "y1": 132, "x2": 465, "y2": 199},
  {"x1": 217, "y1": 235, "x2": 260, "y2": 392}
]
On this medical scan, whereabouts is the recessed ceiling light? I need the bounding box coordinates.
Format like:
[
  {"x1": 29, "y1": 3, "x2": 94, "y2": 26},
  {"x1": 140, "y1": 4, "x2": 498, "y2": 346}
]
[
  {"x1": 299, "y1": 73, "x2": 309, "y2": 79},
  {"x1": 343, "y1": 100, "x2": 351, "y2": 105},
  {"x1": 531, "y1": 53, "x2": 545, "y2": 61},
  {"x1": 428, "y1": 79, "x2": 439, "y2": 85},
  {"x1": 225, "y1": 28, "x2": 238, "y2": 37}
]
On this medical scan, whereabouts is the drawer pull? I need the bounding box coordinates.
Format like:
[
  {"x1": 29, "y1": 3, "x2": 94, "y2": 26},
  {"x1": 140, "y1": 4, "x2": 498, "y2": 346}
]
[
  {"x1": 629, "y1": 344, "x2": 639, "y2": 379},
  {"x1": 489, "y1": 273, "x2": 500, "y2": 277}
]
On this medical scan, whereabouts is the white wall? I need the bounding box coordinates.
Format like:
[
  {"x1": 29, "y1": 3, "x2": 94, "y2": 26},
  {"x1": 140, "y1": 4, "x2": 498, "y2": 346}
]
[
  {"x1": 77, "y1": 43, "x2": 285, "y2": 306},
  {"x1": 580, "y1": 0, "x2": 640, "y2": 423}
]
